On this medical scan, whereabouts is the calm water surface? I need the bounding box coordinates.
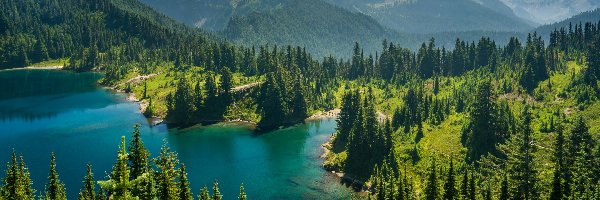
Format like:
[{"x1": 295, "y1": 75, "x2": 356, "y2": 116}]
[{"x1": 0, "y1": 69, "x2": 352, "y2": 199}]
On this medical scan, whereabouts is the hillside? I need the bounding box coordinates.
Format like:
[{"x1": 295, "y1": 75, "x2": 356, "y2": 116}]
[
  {"x1": 501, "y1": 0, "x2": 600, "y2": 24},
  {"x1": 535, "y1": 8, "x2": 600, "y2": 36},
  {"x1": 222, "y1": 0, "x2": 398, "y2": 58},
  {"x1": 0, "y1": 0, "x2": 212, "y2": 70},
  {"x1": 325, "y1": 0, "x2": 533, "y2": 33}
]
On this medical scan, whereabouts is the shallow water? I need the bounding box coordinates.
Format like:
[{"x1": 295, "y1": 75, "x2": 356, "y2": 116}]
[{"x1": 0, "y1": 69, "x2": 352, "y2": 199}]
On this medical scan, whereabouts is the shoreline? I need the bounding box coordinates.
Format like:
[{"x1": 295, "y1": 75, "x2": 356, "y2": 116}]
[
  {"x1": 320, "y1": 130, "x2": 369, "y2": 193},
  {"x1": 0, "y1": 65, "x2": 64, "y2": 72}
]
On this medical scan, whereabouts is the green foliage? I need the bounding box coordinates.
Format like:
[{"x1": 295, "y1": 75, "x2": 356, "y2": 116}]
[
  {"x1": 77, "y1": 164, "x2": 96, "y2": 200},
  {"x1": 0, "y1": 151, "x2": 35, "y2": 200},
  {"x1": 45, "y1": 152, "x2": 67, "y2": 200}
]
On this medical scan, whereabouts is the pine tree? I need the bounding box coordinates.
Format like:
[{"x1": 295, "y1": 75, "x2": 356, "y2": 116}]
[
  {"x1": 212, "y1": 180, "x2": 222, "y2": 200},
  {"x1": 1, "y1": 151, "x2": 34, "y2": 200},
  {"x1": 1, "y1": 151, "x2": 20, "y2": 199},
  {"x1": 153, "y1": 142, "x2": 180, "y2": 200},
  {"x1": 505, "y1": 105, "x2": 539, "y2": 200},
  {"x1": 128, "y1": 124, "x2": 150, "y2": 179},
  {"x1": 98, "y1": 136, "x2": 135, "y2": 199},
  {"x1": 499, "y1": 175, "x2": 509, "y2": 200},
  {"x1": 550, "y1": 125, "x2": 565, "y2": 200},
  {"x1": 467, "y1": 173, "x2": 475, "y2": 200},
  {"x1": 291, "y1": 80, "x2": 308, "y2": 121},
  {"x1": 566, "y1": 116, "x2": 594, "y2": 198},
  {"x1": 78, "y1": 163, "x2": 96, "y2": 200},
  {"x1": 239, "y1": 183, "x2": 247, "y2": 200},
  {"x1": 463, "y1": 80, "x2": 499, "y2": 164},
  {"x1": 443, "y1": 159, "x2": 457, "y2": 200},
  {"x1": 178, "y1": 164, "x2": 193, "y2": 200},
  {"x1": 198, "y1": 186, "x2": 210, "y2": 200},
  {"x1": 128, "y1": 125, "x2": 155, "y2": 199},
  {"x1": 460, "y1": 169, "x2": 468, "y2": 200},
  {"x1": 45, "y1": 152, "x2": 67, "y2": 200},
  {"x1": 424, "y1": 159, "x2": 438, "y2": 200}
]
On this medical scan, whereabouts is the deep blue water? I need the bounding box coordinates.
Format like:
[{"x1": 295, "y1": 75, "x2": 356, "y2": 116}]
[{"x1": 0, "y1": 69, "x2": 351, "y2": 199}]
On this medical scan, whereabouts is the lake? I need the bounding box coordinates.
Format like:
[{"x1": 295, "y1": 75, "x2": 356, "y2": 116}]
[{"x1": 0, "y1": 69, "x2": 352, "y2": 199}]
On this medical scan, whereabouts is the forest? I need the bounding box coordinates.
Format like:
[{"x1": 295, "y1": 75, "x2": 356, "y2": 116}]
[
  {"x1": 1, "y1": 125, "x2": 247, "y2": 200},
  {"x1": 1, "y1": 0, "x2": 600, "y2": 199}
]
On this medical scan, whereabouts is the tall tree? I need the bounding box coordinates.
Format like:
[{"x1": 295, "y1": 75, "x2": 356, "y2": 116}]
[
  {"x1": 153, "y1": 142, "x2": 180, "y2": 200},
  {"x1": 443, "y1": 159, "x2": 457, "y2": 200},
  {"x1": 45, "y1": 152, "x2": 67, "y2": 200},
  {"x1": 424, "y1": 159, "x2": 438, "y2": 200},
  {"x1": 178, "y1": 164, "x2": 193, "y2": 200},
  {"x1": 212, "y1": 180, "x2": 222, "y2": 200},
  {"x1": 505, "y1": 105, "x2": 539, "y2": 200},
  {"x1": 238, "y1": 184, "x2": 247, "y2": 200},
  {"x1": 550, "y1": 125, "x2": 565, "y2": 200},
  {"x1": 78, "y1": 163, "x2": 96, "y2": 200},
  {"x1": 462, "y1": 80, "x2": 499, "y2": 164}
]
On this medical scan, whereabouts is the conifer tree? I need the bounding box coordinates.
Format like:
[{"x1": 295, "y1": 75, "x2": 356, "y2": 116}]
[
  {"x1": 239, "y1": 183, "x2": 247, "y2": 200},
  {"x1": 443, "y1": 159, "x2": 457, "y2": 200},
  {"x1": 78, "y1": 163, "x2": 96, "y2": 200},
  {"x1": 505, "y1": 105, "x2": 539, "y2": 200},
  {"x1": 499, "y1": 175, "x2": 509, "y2": 200},
  {"x1": 99, "y1": 137, "x2": 135, "y2": 199},
  {"x1": 153, "y1": 142, "x2": 180, "y2": 200},
  {"x1": 178, "y1": 164, "x2": 193, "y2": 200},
  {"x1": 45, "y1": 152, "x2": 67, "y2": 200},
  {"x1": 424, "y1": 159, "x2": 438, "y2": 200},
  {"x1": 212, "y1": 180, "x2": 222, "y2": 200},
  {"x1": 463, "y1": 80, "x2": 499, "y2": 164},
  {"x1": 467, "y1": 173, "x2": 475, "y2": 200},
  {"x1": 550, "y1": 125, "x2": 565, "y2": 200},
  {"x1": 129, "y1": 125, "x2": 155, "y2": 199},
  {"x1": 128, "y1": 124, "x2": 149, "y2": 179},
  {"x1": 1, "y1": 151, "x2": 34, "y2": 200},
  {"x1": 460, "y1": 170, "x2": 468, "y2": 200},
  {"x1": 198, "y1": 186, "x2": 210, "y2": 200}
]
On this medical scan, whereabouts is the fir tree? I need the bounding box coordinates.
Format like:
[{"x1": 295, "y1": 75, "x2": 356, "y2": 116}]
[
  {"x1": 128, "y1": 124, "x2": 150, "y2": 179},
  {"x1": 78, "y1": 163, "x2": 96, "y2": 200},
  {"x1": 550, "y1": 125, "x2": 565, "y2": 200},
  {"x1": 505, "y1": 105, "x2": 539, "y2": 200},
  {"x1": 443, "y1": 159, "x2": 457, "y2": 200},
  {"x1": 45, "y1": 152, "x2": 67, "y2": 200},
  {"x1": 463, "y1": 80, "x2": 499, "y2": 164},
  {"x1": 178, "y1": 164, "x2": 193, "y2": 200},
  {"x1": 239, "y1": 183, "x2": 247, "y2": 200},
  {"x1": 153, "y1": 142, "x2": 180, "y2": 200},
  {"x1": 198, "y1": 186, "x2": 210, "y2": 200},
  {"x1": 212, "y1": 180, "x2": 222, "y2": 200},
  {"x1": 499, "y1": 175, "x2": 509, "y2": 200},
  {"x1": 424, "y1": 159, "x2": 438, "y2": 200}
]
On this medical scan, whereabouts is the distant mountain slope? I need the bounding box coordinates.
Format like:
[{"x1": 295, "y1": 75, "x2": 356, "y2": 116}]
[
  {"x1": 325, "y1": 0, "x2": 533, "y2": 33},
  {"x1": 0, "y1": 0, "x2": 211, "y2": 69},
  {"x1": 140, "y1": 0, "x2": 292, "y2": 31},
  {"x1": 222, "y1": 0, "x2": 398, "y2": 58},
  {"x1": 500, "y1": 0, "x2": 600, "y2": 25},
  {"x1": 535, "y1": 8, "x2": 600, "y2": 35}
]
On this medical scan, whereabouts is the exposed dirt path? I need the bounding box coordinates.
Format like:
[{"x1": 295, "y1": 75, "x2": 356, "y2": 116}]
[
  {"x1": 113, "y1": 74, "x2": 157, "y2": 89},
  {"x1": 231, "y1": 81, "x2": 262, "y2": 93}
]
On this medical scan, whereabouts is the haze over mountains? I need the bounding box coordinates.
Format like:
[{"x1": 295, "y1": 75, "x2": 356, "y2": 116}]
[
  {"x1": 500, "y1": 0, "x2": 600, "y2": 25},
  {"x1": 139, "y1": 0, "x2": 600, "y2": 57}
]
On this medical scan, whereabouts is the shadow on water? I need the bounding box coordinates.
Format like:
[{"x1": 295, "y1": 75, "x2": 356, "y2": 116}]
[{"x1": 0, "y1": 70, "x2": 112, "y2": 121}]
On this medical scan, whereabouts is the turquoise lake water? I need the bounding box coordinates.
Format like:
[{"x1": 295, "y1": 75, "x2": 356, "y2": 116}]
[{"x1": 0, "y1": 69, "x2": 352, "y2": 199}]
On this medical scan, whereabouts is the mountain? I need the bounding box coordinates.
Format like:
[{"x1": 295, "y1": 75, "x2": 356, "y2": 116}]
[
  {"x1": 139, "y1": 0, "x2": 297, "y2": 31},
  {"x1": 500, "y1": 0, "x2": 600, "y2": 25},
  {"x1": 325, "y1": 0, "x2": 533, "y2": 33},
  {"x1": 535, "y1": 8, "x2": 600, "y2": 38},
  {"x1": 0, "y1": 0, "x2": 212, "y2": 69},
  {"x1": 222, "y1": 0, "x2": 399, "y2": 58}
]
